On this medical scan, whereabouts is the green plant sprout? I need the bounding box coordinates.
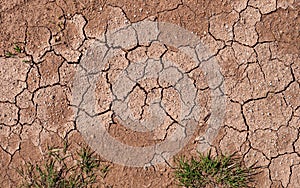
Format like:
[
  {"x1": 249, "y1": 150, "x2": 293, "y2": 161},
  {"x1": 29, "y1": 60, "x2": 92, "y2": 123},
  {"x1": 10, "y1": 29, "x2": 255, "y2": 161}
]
[
  {"x1": 17, "y1": 144, "x2": 108, "y2": 188},
  {"x1": 174, "y1": 150, "x2": 258, "y2": 188}
]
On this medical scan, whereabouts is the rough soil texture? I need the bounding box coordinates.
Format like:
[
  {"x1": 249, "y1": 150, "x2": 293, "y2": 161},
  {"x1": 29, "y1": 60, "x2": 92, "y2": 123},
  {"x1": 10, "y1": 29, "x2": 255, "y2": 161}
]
[{"x1": 0, "y1": 0, "x2": 300, "y2": 187}]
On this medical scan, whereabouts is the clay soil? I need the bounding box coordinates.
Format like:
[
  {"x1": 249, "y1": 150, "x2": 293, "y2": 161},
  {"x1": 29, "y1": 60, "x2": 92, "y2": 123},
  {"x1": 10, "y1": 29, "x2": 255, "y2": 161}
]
[{"x1": 0, "y1": 0, "x2": 300, "y2": 187}]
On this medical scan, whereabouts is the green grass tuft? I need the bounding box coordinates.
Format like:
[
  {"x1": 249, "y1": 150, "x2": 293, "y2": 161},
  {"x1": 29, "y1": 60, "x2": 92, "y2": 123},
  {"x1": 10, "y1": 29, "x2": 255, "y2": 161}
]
[
  {"x1": 174, "y1": 150, "x2": 257, "y2": 188},
  {"x1": 14, "y1": 45, "x2": 22, "y2": 53},
  {"x1": 5, "y1": 51, "x2": 15, "y2": 58},
  {"x1": 17, "y1": 144, "x2": 107, "y2": 188}
]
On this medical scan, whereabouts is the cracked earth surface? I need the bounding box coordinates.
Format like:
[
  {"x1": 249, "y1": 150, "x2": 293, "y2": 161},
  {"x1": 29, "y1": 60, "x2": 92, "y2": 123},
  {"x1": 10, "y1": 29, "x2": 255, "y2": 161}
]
[{"x1": 0, "y1": 0, "x2": 299, "y2": 187}]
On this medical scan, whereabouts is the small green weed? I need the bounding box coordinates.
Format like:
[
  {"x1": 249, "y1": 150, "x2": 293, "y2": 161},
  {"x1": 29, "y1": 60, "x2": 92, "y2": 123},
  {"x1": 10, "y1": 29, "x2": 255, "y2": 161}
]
[
  {"x1": 4, "y1": 44, "x2": 22, "y2": 58},
  {"x1": 22, "y1": 60, "x2": 31, "y2": 63},
  {"x1": 5, "y1": 51, "x2": 15, "y2": 58},
  {"x1": 174, "y1": 150, "x2": 257, "y2": 188},
  {"x1": 17, "y1": 144, "x2": 107, "y2": 188},
  {"x1": 14, "y1": 45, "x2": 22, "y2": 53}
]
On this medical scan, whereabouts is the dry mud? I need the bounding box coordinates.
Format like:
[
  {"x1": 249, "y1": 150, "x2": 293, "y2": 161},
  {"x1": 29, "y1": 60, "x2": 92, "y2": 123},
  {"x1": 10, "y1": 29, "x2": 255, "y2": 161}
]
[{"x1": 0, "y1": 0, "x2": 299, "y2": 187}]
